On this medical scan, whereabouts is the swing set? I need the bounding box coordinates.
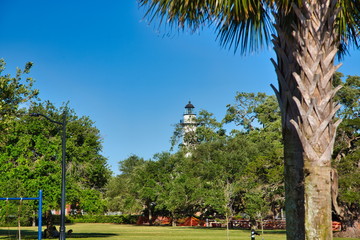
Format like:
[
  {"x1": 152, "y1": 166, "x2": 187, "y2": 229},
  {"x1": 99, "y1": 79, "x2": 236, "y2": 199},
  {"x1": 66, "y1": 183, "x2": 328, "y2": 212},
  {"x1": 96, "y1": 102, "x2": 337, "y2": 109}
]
[{"x1": 0, "y1": 190, "x2": 43, "y2": 240}]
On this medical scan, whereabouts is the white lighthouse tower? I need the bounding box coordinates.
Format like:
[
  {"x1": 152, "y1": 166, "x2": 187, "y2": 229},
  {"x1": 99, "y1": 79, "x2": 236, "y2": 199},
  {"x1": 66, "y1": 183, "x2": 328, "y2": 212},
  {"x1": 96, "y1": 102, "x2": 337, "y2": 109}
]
[{"x1": 181, "y1": 101, "x2": 197, "y2": 147}]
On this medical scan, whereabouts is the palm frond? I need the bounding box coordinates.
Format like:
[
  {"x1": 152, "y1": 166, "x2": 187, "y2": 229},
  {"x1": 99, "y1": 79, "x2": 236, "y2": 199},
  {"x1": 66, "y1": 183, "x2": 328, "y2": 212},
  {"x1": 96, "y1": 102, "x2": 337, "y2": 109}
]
[
  {"x1": 337, "y1": 0, "x2": 360, "y2": 58},
  {"x1": 215, "y1": 0, "x2": 273, "y2": 54},
  {"x1": 138, "y1": 0, "x2": 214, "y2": 31},
  {"x1": 138, "y1": 0, "x2": 274, "y2": 54}
]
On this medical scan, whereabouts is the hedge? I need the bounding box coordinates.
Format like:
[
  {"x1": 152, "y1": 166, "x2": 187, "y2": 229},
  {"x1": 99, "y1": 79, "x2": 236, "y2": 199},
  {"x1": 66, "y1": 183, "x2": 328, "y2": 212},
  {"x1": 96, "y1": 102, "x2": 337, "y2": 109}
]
[
  {"x1": 1, "y1": 214, "x2": 138, "y2": 226},
  {"x1": 67, "y1": 215, "x2": 138, "y2": 224}
]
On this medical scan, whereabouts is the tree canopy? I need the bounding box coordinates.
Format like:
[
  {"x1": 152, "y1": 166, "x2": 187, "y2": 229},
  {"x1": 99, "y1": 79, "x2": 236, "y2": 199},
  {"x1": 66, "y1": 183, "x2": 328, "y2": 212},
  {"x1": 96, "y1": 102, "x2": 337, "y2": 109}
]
[
  {"x1": 138, "y1": 1, "x2": 360, "y2": 238},
  {"x1": 108, "y1": 75, "x2": 359, "y2": 237},
  {"x1": 0, "y1": 60, "x2": 111, "y2": 218}
]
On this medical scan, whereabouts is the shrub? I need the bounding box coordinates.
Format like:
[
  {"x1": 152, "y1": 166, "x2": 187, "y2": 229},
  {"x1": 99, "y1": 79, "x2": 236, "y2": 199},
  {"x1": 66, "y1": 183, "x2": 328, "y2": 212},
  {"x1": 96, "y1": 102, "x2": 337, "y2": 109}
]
[{"x1": 67, "y1": 214, "x2": 138, "y2": 224}]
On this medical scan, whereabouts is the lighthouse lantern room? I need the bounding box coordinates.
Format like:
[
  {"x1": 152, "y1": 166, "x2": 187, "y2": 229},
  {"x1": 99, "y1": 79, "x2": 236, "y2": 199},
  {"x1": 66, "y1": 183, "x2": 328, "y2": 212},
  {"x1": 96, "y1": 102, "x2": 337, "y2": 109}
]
[{"x1": 181, "y1": 101, "x2": 197, "y2": 148}]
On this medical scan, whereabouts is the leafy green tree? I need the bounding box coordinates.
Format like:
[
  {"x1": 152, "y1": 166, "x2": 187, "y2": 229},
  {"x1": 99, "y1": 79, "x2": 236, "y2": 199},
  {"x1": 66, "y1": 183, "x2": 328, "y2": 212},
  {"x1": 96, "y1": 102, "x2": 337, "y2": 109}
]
[
  {"x1": 224, "y1": 92, "x2": 269, "y2": 131},
  {"x1": 77, "y1": 189, "x2": 107, "y2": 214},
  {"x1": 106, "y1": 174, "x2": 143, "y2": 214},
  {"x1": 169, "y1": 95, "x2": 284, "y2": 225},
  {"x1": 171, "y1": 109, "x2": 225, "y2": 150},
  {"x1": 138, "y1": 1, "x2": 360, "y2": 238},
  {"x1": 0, "y1": 61, "x2": 46, "y2": 220},
  {"x1": 28, "y1": 101, "x2": 111, "y2": 212},
  {"x1": 0, "y1": 59, "x2": 38, "y2": 119},
  {"x1": 196, "y1": 110, "x2": 225, "y2": 142},
  {"x1": 333, "y1": 73, "x2": 360, "y2": 119},
  {"x1": 119, "y1": 154, "x2": 146, "y2": 176},
  {"x1": 128, "y1": 152, "x2": 204, "y2": 225},
  {"x1": 131, "y1": 158, "x2": 161, "y2": 225},
  {"x1": 155, "y1": 152, "x2": 207, "y2": 225},
  {"x1": 105, "y1": 155, "x2": 146, "y2": 214},
  {"x1": 224, "y1": 92, "x2": 284, "y2": 217},
  {"x1": 0, "y1": 59, "x2": 38, "y2": 153},
  {"x1": 188, "y1": 134, "x2": 253, "y2": 214},
  {"x1": 332, "y1": 73, "x2": 360, "y2": 237},
  {"x1": 243, "y1": 187, "x2": 270, "y2": 226},
  {"x1": 334, "y1": 148, "x2": 360, "y2": 237},
  {"x1": 333, "y1": 73, "x2": 359, "y2": 165},
  {"x1": 0, "y1": 99, "x2": 110, "y2": 216}
]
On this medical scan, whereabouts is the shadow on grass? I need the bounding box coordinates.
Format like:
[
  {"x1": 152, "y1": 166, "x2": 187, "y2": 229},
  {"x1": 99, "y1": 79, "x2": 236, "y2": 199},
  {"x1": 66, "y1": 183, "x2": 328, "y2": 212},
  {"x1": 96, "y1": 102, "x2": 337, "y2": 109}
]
[
  {"x1": 0, "y1": 229, "x2": 37, "y2": 239},
  {"x1": 0, "y1": 229, "x2": 118, "y2": 239}
]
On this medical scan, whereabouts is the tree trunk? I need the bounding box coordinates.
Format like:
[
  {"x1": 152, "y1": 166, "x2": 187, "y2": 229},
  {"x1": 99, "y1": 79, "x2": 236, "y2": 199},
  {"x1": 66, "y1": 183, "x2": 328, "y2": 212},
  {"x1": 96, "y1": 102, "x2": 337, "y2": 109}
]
[
  {"x1": 225, "y1": 212, "x2": 230, "y2": 240},
  {"x1": 148, "y1": 206, "x2": 153, "y2": 226},
  {"x1": 283, "y1": 129, "x2": 305, "y2": 240},
  {"x1": 172, "y1": 216, "x2": 177, "y2": 227},
  {"x1": 272, "y1": 7, "x2": 305, "y2": 239},
  {"x1": 272, "y1": 1, "x2": 341, "y2": 239},
  {"x1": 32, "y1": 211, "x2": 36, "y2": 227},
  {"x1": 45, "y1": 210, "x2": 52, "y2": 227}
]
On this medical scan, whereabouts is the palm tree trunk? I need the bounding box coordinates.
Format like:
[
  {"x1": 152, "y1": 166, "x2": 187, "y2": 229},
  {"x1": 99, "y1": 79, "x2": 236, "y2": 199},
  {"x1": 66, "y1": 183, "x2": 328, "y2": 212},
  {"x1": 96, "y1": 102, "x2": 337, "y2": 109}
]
[
  {"x1": 283, "y1": 130, "x2": 305, "y2": 240},
  {"x1": 271, "y1": 7, "x2": 305, "y2": 239},
  {"x1": 272, "y1": 1, "x2": 341, "y2": 239}
]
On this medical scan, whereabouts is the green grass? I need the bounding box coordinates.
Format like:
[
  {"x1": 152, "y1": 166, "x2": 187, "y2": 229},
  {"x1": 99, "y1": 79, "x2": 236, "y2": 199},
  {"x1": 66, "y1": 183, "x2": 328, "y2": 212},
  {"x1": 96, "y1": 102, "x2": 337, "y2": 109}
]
[{"x1": 0, "y1": 223, "x2": 357, "y2": 240}]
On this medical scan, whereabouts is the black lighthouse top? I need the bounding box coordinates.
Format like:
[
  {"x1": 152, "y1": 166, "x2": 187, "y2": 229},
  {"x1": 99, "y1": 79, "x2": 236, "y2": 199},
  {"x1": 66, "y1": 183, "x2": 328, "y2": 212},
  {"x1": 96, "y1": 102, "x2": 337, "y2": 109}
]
[{"x1": 185, "y1": 101, "x2": 195, "y2": 115}]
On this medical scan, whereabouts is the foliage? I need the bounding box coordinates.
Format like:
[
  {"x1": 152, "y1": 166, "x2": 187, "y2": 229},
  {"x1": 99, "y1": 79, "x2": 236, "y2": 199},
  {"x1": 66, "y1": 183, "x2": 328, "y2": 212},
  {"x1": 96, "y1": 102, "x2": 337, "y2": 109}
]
[
  {"x1": 138, "y1": 1, "x2": 359, "y2": 56},
  {"x1": 138, "y1": 0, "x2": 360, "y2": 238},
  {"x1": 0, "y1": 59, "x2": 38, "y2": 120},
  {"x1": 332, "y1": 73, "x2": 360, "y2": 228},
  {"x1": 105, "y1": 175, "x2": 139, "y2": 213},
  {"x1": 67, "y1": 214, "x2": 137, "y2": 224},
  {"x1": 171, "y1": 109, "x2": 225, "y2": 150},
  {"x1": 154, "y1": 152, "x2": 203, "y2": 220},
  {"x1": 0, "y1": 62, "x2": 110, "y2": 216},
  {"x1": 110, "y1": 92, "x2": 284, "y2": 223}
]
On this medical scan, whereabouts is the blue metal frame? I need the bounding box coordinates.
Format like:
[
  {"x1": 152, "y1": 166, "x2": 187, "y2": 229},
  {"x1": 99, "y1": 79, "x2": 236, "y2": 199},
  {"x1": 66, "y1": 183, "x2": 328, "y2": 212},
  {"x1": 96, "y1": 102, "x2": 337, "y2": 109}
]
[{"x1": 0, "y1": 190, "x2": 43, "y2": 240}]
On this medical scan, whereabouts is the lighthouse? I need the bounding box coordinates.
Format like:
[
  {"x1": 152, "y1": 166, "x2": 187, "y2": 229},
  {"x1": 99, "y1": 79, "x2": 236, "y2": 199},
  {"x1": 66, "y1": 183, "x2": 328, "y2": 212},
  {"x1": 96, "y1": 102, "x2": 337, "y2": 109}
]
[{"x1": 181, "y1": 101, "x2": 198, "y2": 147}]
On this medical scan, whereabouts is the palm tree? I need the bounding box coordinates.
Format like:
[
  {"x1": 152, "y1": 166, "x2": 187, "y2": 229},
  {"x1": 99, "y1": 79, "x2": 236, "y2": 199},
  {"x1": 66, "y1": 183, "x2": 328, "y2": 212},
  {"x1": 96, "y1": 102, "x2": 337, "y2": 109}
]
[{"x1": 138, "y1": 0, "x2": 359, "y2": 239}]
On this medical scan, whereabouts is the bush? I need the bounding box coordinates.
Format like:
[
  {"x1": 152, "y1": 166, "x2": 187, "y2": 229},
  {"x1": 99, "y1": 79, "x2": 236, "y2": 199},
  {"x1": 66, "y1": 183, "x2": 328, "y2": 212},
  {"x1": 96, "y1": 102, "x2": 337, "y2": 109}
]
[
  {"x1": 67, "y1": 215, "x2": 138, "y2": 224},
  {"x1": 1, "y1": 216, "x2": 33, "y2": 227}
]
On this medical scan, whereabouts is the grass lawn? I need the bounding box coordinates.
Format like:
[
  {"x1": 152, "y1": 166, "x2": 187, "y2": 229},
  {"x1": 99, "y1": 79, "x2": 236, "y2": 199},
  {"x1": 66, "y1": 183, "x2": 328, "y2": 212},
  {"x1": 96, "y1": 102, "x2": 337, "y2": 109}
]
[{"x1": 0, "y1": 223, "x2": 357, "y2": 240}]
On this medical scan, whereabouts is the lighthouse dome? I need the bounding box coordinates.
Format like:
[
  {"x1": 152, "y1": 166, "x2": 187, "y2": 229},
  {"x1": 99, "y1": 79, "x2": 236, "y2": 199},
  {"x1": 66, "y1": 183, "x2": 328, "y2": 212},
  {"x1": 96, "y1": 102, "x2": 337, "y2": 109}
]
[{"x1": 185, "y1": 101, "x2": 195, "y2": 109}]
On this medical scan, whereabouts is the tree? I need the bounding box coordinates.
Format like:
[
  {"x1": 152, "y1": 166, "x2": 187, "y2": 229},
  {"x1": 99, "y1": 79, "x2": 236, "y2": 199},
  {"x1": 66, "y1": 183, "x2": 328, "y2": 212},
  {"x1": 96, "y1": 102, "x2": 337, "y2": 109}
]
[
  {"x1": 332, "y1": 73, "x2": 360, "y2": 237},
  {"x1": 225, "y1": 93, "x2": 284, "y2": 218},
  {"x1": 171, "y1": 109, "x2": 225, "y2": 150},
  {"x1": 106, "y1": 175, "x2": 140, "y2": 213},
  {"x1": 154, "y1": 152, "x2": 204, "y2": 226},
  {"x1": 127, "y1": 156, "x2": 161, "y2": 225},
  {"x1": 138, "y1": 1, "x2": 360, "y2": 239},
  {"x1": 192, "y1": 136, "x2": 257, "y2": 237},
  {"x1": 0, "y1": 59, "x2": 38, "y2": 149},
  {"x1": 110, "y1": 93, "x2": 286, "y2": 230},
  {"x1": 105, "y1": 155, "x2": 146, "y2": 214},
  {"x1": 0, "y1": 100, "x2": 111, "y2": 215},
  {"x1": 224, "y1": 92, "x2": 269, "y2": 131},
  {"x1": 0, "y1": 60, "x2": 43, "y2": 222},
  {"x1": 0, "y1": 59, "x2": 38, "y2": 118}
]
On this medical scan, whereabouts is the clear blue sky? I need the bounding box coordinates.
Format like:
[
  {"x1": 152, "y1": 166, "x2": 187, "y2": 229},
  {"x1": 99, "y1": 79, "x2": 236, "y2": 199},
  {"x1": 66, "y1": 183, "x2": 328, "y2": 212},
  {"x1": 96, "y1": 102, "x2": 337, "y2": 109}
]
[{"x1": 1, "y1": 1, "x2": 359, "y2": 175}]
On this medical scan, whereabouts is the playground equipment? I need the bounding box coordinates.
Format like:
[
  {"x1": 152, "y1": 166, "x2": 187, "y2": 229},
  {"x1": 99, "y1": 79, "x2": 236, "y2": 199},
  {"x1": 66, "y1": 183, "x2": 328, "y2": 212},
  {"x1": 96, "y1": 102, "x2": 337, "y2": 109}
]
[{"x1": 0, "y1": 190, "x2": 43, "y2": 240}]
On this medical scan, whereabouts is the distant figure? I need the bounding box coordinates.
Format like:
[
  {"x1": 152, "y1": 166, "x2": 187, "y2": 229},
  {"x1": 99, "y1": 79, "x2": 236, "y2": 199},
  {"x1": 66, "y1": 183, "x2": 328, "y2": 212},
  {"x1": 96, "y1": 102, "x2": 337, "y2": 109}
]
[
  {"x1": 43, "y1": 226, "x2": 73, "y2": 238},
  {"x1": 51, "y1": 226, "x2": 60, "y2": 238},
  {"x1": 251, "y1": 229, "x2": 260, "y2": 240},
  {"x1": 43, "y1": 228, "x2": 49, "y2": 238}
]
